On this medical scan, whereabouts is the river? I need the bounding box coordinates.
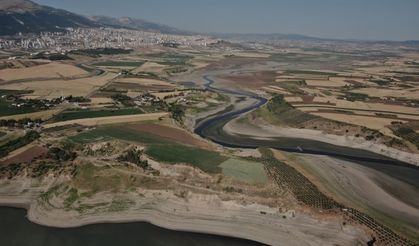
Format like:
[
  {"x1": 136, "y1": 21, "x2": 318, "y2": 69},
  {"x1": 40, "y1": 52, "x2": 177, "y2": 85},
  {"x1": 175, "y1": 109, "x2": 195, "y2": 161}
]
[
  {"x1": 0, "y1": 207, "x2": 263, "y2": 246},
  {"x1": 195, "y1": 75, "x2": 419, "y2": 189}
]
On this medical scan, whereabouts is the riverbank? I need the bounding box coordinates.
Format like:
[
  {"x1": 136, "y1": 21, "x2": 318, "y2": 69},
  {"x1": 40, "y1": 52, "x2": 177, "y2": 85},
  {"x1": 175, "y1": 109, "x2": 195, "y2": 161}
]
[
  {"x1": 0, "y1": 177, "x2": 367, "y2": 246},
  {"x1": 224, "y1": 117, "x2": 419, "y2": 166}
]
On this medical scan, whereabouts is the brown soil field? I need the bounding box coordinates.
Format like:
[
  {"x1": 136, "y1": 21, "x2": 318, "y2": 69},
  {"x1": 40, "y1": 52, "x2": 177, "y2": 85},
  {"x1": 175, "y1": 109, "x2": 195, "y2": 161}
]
[
  {"x1": 126, "y1": 123, "x2": 212, "y2": 149},
  {"x1": 0, "y1": 145, "x2": 48, "y2": 166},
  {"x1": 351, "y1": 88, "x2": 419, "y2": 100},
  {"x1": 0, "y1": 62, "x2": 88, "y2": 81},
  {"x1": 220, "y1": 71, "x2": 277, "y2": 89}
]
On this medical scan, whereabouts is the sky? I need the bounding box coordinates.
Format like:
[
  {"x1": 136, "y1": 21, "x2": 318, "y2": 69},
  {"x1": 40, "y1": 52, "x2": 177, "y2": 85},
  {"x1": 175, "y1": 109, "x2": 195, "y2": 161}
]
[{"x1": 34, "y1": 0, "x2": 419, "y2": 41}]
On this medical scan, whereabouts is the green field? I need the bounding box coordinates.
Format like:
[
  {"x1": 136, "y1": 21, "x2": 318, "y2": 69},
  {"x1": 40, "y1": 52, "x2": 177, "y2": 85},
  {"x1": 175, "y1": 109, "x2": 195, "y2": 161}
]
[
  {"x1": 219, "y1": 158, "x2": 267, "y2": 184},
  {"x1": 144, "y1": 53, "x2": 193, "y2": 65},
  {"x1": 93, "y1": 61, "x2": 145, "y2": 67},
  {"x1": 0, "y1": 101, "x2": 41, "y2": 117},
  {"x1": 53, "y1": 108, "x2": 144, "y2": 122},
  {"x1": 254, "y1": 95, "x2": 317, "y2": 127},
  {"x1": 70, "y1": 125, "x2": 226, "y2": 173},
  {"x1": 0, "y1": 90, "x2": 42, "y2": 117}
]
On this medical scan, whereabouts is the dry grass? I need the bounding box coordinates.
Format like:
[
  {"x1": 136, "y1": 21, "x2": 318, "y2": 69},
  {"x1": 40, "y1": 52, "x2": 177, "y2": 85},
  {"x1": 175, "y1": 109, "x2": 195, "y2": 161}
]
[
  {"x1": 0, "y1": 72, "x2": 117, "y2": 99},
  {"x1": 351, "y1": 88, "x2": 419, "y2": 100},
  {"x1": 0, "y1": 109, "x2": 61, "y2": 121},
  {"x1": 115, "y1": 78, "x2": 175, "y2": 87},
  {"x1": 0, "y1": 62, "x2": 87, "y2": 81},
  {"x1": 311, "y1": 112, "x2": 406, "y2": 136},
  {"x1": 305, "y1": 79, "x2": 349, "y2": 87},
  {"x1": 132, "y1": 62, "x2": 168, "y2": 74}
]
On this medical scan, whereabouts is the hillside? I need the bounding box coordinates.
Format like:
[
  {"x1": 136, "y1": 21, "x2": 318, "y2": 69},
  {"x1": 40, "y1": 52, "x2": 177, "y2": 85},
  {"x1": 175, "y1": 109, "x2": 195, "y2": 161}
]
[
  {"x1": 0, "y1": 0, "x2": 98, "y2": 36},
  {"x1": 89, "y1": 16, "x2": 189, "y2": 35}
]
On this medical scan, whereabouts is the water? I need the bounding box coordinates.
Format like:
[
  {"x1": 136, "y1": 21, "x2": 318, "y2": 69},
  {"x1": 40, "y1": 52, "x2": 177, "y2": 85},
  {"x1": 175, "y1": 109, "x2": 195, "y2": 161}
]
[{"x1": 0, "y1": 207, "x2": 264, "y2": 246}]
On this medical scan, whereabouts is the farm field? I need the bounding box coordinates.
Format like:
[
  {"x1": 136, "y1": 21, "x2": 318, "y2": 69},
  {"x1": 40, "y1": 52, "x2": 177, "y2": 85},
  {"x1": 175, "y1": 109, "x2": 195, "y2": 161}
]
[
  {"x1": 93, "y1": 61, "x2": 145, "y2": 67},
  {"x1": 44, "y1": 113, "x2": 168, "y2": 128},
  {"x1": 0, "y1": 62, "x2": 88, "y2": 81},
  {"x1": 0, "y1": 72, "x2": 117, "y2": 99},
  {"x1": 0, "y1": 145, "x2": 47, "y2": 166},
  {"x1": 70, "y1": 123, "x2": 226, "y2": 173},
  {"x1": 53, "y1": 108, "x2": 145, "y2": 122},
  {"x1": 219, "y1": 158, "x2": 267, "y2": 184}
]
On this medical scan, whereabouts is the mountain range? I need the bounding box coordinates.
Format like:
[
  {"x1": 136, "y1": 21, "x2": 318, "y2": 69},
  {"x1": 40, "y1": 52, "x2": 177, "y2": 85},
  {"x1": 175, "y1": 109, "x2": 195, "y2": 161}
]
[{"x1": 0, "y1": 0, "x2": 187, "y2": 36}]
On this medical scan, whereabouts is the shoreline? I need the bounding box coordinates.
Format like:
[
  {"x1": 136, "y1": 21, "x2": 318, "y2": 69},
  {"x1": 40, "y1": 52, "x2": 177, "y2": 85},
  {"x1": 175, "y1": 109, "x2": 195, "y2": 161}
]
[
  {"x1": 0, "y1": 190, "x2": 366, "y2": 246},
  {"x1": 224, "y1": 118, "x2": 419, "y2": 166}
]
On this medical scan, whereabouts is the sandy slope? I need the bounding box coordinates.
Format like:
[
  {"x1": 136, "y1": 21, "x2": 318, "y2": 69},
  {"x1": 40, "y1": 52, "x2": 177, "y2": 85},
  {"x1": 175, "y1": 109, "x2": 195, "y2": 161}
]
[
  {"x1": 0, "y1": 180, "x2": 366, "y2": 246},
  {"x1": 224, "y1": 118, "x2": 419, "y2": 166}
]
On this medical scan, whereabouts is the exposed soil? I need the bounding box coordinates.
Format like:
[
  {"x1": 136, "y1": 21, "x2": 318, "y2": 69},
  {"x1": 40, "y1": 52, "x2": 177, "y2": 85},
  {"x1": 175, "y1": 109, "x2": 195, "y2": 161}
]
[{"x1": 0, "y1": 145, "x2": 48, "y2": 166}]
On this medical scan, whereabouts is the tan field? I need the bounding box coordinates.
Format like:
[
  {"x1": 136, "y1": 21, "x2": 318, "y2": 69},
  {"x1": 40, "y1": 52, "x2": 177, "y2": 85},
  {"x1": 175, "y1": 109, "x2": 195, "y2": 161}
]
[
  {"x1": 351, "y1": 88, "x2": 419, "y2": 100},
  {"x1": 261, "y1": 86, "x2": 290, "y2": 95},
  {"x1": 115, "y1": 78, "x2": 175, "y2": 87},
  {"x1": 306, "y1": 97, "x2": 419, "y2": 115},
  {"x1": 43, "y1": 112, "x2": 169, "y2": 128},
  {"x1": 0, "y1": 62, "x2": 88, "y2": 81},
  {"x1": 0, "y1": 72, "x2": 117, "y2": 99},
  {"x1": 284, "y1": 96, "x2": 304, "y2": 103},
  {"x1": 0, "y1": 109, "x2": 61, "y2": 121},
  {"x1": 310, "y1": 112, "x2": 406, "y2": 136},
  {"x1": 151, "y1": 91, "x2": 185, "y2": 99},
  {"x1": 131, "y1": 62, "x2": 168, "y2": 74},
  {"x1": 305, "y1": 79, "x2": 349, "y2": 87}
]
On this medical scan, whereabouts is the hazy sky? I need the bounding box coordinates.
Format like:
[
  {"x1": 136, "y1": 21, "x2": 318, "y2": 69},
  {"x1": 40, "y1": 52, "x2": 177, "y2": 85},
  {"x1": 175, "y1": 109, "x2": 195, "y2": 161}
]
[{"x1": 34, "y1": 0, "x2": 419, "y2": 41}]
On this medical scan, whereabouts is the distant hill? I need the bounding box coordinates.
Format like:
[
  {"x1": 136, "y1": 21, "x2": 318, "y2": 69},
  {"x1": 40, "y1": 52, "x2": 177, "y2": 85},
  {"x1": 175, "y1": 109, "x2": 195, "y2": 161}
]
[
  {"x1": 0, "y1": 0, "x2": 188, "y2": 36},
  {"x1": 89, "y1": 16, "x2": 190, "y2": 35},
  {"x1": 0, "y1": 0, "x2": 99, "y2": 36}
]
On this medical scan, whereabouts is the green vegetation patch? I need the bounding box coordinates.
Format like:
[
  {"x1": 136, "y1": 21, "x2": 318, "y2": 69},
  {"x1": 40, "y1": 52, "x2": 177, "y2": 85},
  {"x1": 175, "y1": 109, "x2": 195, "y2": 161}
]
[
  {"x1": 0, "y1": 131, "x2": 40, "y2": 158},
  {"x1": 70, "y1": 126, "x2": 226, "y2": 173},
  {"x1": 144, "y1": 53, "x2": 193, "y2": 65},
  {"x1": 254, "y1": 95, "x2": 317, "y2": 127},
  {"x1": 219, "y1": 158, "x2": 267, "y2": 184},
  {"x1": 393, "y1": 127, "x2": 419, "y2": 148},
  {"x1": 146, "y1": 144, "x2": 225, "y2": 173},
  {"x1": 69, "y1": 48, "x2": 133, "y2": 57},
  {"x1": 93, "y1": 61, "x2": 145, "y2": 67},
  {"x1": 53, "y1": 108, "x2": 144, "y2": 122}
]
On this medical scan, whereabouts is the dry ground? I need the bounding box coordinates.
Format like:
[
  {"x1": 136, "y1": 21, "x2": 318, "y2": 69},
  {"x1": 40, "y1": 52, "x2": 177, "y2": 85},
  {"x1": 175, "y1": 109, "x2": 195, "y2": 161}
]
[{"x1": 0, "y1": 62, "x2": 88, "y2": 81}]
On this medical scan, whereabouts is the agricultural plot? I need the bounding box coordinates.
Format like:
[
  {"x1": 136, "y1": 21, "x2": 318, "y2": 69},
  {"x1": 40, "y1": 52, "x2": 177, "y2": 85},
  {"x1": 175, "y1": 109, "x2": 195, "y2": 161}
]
[
  {"x1": 131, "y1": 62, "x2": 169, "y2": 75},
  {"x1": 107, "y1": 78, "x2": 176, "y2": 92},
  {"x1": 143, "y1": 53, "x2": 193, "y2": 66},
  {"x1": 53, "y1": 108, "x2": 145, "y2": 122},
  {"x1": 93, "y1": 61, "x2": 145, "y2": 67},
  {"x1": 70, "y1": 124, "x2": 226, "y2": 173},
  {"x1": 219, "y1": 158, "x2": 267, "y2": 184},
  {"x1": 0, "y1": 62, "x2": 88, "y2": 81},
  {"x1": 260, "y1": 149, "x2": 415, "y2": 246},
  {"x1": 0, "y1": 72, "x2": 117, "y2": 99},
  {"x1": 0, "y1": 100, "x2": 40, "y2": 117}
]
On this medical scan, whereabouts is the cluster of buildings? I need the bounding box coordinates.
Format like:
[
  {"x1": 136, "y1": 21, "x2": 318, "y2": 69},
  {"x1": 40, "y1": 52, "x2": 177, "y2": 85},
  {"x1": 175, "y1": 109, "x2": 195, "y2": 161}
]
[{"x1": 0, "y1": 28, "x2": 218, "y2": 50}]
